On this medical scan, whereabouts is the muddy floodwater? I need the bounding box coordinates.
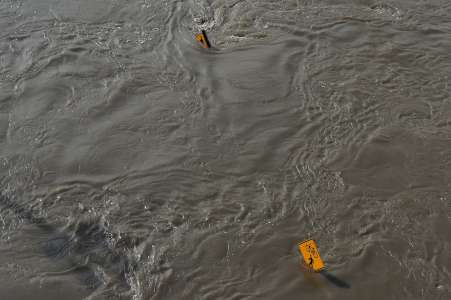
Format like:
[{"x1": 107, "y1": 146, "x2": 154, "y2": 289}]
[{"x1": 1, "y1": 0, "x2": 451, "y2": 299}]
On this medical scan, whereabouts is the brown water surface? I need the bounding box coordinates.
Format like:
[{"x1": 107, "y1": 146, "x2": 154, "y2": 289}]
[{"x1": 0, "y1": 0, "x2": 451, "y2": 299}]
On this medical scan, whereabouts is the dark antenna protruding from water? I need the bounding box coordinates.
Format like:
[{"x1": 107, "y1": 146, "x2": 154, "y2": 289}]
[{"x1": 195, "y1": 30, "x2": 211, "y2": 49}]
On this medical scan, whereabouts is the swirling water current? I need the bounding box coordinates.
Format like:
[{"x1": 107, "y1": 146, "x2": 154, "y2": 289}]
[{"x1": 0, "y1": 0, "x2": 451, "y2": 299}]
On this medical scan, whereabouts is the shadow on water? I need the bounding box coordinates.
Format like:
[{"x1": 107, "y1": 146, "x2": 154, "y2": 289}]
[
  {"x1": 319, "y1": 270, "x2": 351, "y2": 289},
  {"x1": 298, "y1": 261, "x2": 350, "y2": 289},
  {"x1": 0, "y1": 190, "x2": 135, "y2": 295}
]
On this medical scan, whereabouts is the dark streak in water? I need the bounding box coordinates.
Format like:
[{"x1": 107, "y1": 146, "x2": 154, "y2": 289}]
[
  {"x1": 320, "y1": 270, "x2": 351, "y2": 289},
  {"x1": 0, "y1": 188, "x2": 134, "y2": 293}
]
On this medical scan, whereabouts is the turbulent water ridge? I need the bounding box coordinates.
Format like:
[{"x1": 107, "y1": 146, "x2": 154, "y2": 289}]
[{"x1": 0, "y1": 0, "x2": 451, "y2": 299}]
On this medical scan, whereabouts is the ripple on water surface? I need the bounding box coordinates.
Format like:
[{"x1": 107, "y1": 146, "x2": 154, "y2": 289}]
[{"x1": 0, "y1": 0, "x2": 451, "y2": 299}]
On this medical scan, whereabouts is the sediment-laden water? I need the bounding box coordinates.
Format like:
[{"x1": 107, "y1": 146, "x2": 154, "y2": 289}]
[{"x1": 1, "y1": 0, "x2": 451, "y2": 299}]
